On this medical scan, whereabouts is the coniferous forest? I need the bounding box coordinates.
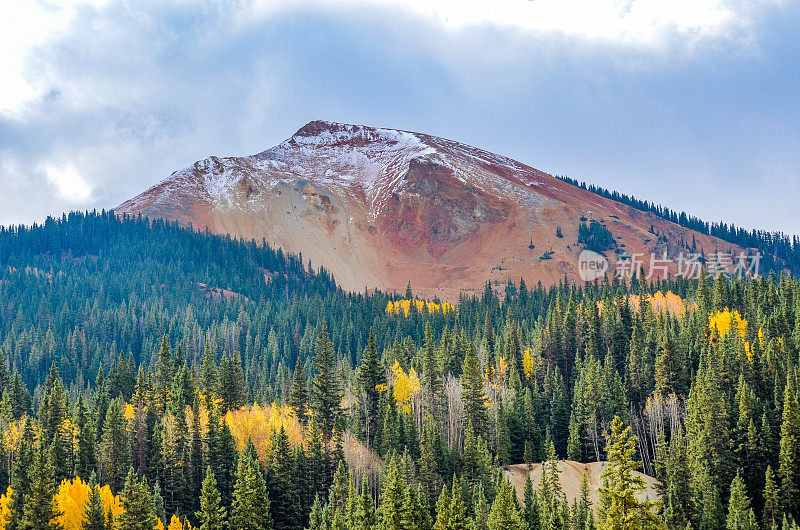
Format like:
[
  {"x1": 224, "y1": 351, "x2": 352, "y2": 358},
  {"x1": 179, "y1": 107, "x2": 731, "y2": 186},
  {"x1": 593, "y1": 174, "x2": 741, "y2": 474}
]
[{"x1": 1, "y1": 211, "x2": 799, "y2": 530}]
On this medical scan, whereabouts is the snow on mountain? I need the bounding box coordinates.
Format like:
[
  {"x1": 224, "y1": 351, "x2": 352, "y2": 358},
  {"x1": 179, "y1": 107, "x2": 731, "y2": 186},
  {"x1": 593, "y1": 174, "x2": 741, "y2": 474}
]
[{"x1": 117, "y1": 121, "x2": 741, "y2": 299}]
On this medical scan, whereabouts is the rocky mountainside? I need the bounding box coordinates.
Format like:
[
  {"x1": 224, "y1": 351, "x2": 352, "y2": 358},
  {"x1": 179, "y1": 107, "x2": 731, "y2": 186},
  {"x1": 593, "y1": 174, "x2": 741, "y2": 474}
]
[{"x1": 118, "y1": 120, "x2": 741, "y2": 299}]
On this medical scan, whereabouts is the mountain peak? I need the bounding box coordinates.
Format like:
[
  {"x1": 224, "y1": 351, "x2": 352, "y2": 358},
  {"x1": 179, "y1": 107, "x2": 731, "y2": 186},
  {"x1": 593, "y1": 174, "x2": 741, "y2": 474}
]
[{"x1": 118, "y1": 122, "x2": 743, "y2": 299}]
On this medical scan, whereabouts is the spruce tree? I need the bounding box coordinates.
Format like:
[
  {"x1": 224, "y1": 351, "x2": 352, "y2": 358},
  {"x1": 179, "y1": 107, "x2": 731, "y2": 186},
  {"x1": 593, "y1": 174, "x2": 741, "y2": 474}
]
[
  {"x1": 422, "y1": 322, "x2": 445, "y2": 422},
  {"x1": 726, "y1": 471, "x2": 758, "y2": 530},
  {"x1": 311, "y1": 321, "x2": 343, "y2": 441},
  {"x1": 200, "y1": 340, "x2": 219, "y2": 399},
  {"x1": 196, "y1": 467, "x2": 227, "y2": 530},
  {"x1": 75, "y1": 393, "x2": 98, "y2": 480},
  {"x1": 20, "y1": 442, "x2": 61, "y2": 530},
  {"x1": 778, "y1": 373, "x2": 799, "y2": 520},
  {"x1": 288, "y1": 357, "x2": 309, "y2": 424},
  {"x1": 154, "y1": 336, "x2": 174, "y2": 415},
  {"x1": 357, "y1": 329, "x2": 383, "y2": 446},
  {"x1": 379, "y1": 459, "x2": 409, "y2": 530},
  {"x1": 597, "y1": 416, "x2": 661, "y2": 529},
  {"x1": 474, "y1": 483, "x2": 491, "y2": 530},
  {"x1": 81, "y1": 473, "x2": 106, "y2": 530},
  {"x1": 116, "y1": 468, "x2": 157, "y2": 530},
  {"x1": 100, "y1": 398, "x2": 130, "y2": 493},
  {"x1": 763, "y1": 466, "x2": 780, "y2": 528},
  {"x1": 230, "y1": 450, "x2": 273, "y2": 530},
  {"x1": 487, "y1": 481, "x2": 525, "y2": 530},
  {"x1": 461, "y1": 343, "x2": 489, "y2": 437}
]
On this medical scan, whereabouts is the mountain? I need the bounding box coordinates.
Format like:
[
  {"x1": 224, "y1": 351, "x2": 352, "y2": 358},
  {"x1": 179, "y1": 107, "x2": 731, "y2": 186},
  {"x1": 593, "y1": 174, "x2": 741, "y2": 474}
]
[{"x1": 118, "y1": 120, "x2": 742, "y2": 298}]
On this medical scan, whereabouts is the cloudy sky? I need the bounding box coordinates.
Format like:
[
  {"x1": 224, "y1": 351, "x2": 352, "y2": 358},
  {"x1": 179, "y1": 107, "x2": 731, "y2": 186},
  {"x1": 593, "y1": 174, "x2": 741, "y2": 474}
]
[{"x1": 1, "y1": 0, "x2": 798, "y2": 234}]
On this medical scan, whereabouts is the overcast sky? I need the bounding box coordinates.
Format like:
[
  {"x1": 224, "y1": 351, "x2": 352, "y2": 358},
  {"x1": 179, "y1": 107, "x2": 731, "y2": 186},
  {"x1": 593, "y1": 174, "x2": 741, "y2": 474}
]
[{"x1": 1, "y1": 0, "x2": 798, "y2": 234}]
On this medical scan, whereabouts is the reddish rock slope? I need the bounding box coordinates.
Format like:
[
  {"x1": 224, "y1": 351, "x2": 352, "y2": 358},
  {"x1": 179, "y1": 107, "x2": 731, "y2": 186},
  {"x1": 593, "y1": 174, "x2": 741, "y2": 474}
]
[{"x1": 118, "y1": 121, "x2": 741, "y2": 299}]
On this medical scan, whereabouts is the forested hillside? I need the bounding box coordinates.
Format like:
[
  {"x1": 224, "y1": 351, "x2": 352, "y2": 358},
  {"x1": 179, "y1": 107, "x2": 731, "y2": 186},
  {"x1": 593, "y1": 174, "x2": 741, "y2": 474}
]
[
  {"x1": 1, "y1": 212, "x2": 799, "y2": 529},
  {"x1": 557, "y1": 175, "x2": 800, "y2": 275}
]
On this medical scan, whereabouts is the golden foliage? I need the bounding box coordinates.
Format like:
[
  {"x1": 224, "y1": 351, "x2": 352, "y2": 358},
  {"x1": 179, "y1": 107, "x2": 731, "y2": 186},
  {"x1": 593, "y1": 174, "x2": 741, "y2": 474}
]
[
  {"x1": 522, "y1": 348, "x2": 534, "y2": 382},
  {"x1": 386, "y1": 299, "x2": 456, "y2": 317},
  {"x1": 1, "y1": 415, "x2": 28, "y2": 454},
  {"x1": 708, "y1": 308, "x2": 747, "y2": 339},
  {"x1": 167, "y1": 514, "x2": 193, "y2": 530},
  {"x1": 708, "y1": 308, "x2": 762, "y2": 361},
  {"x1": 0, "y1": 486, "x2": 11, "y2": 528},
  {"x1": 390, "y1": 360, "x2": 421, "y2": 413},
  {"x1": 599, "y1": 291, "x2": 689, "y2": 316},
  {"x1": 224, "y1": 403, "x2": 304, "y2": 465},
  {"x1": 52, "y1": 477, "x2": 122, "y2": 530}
]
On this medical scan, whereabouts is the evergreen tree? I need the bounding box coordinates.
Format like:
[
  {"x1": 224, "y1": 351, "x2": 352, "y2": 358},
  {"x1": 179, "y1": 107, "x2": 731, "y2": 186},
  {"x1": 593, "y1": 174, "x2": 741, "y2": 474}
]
[
  {"x1": 289, "y1": 357, "x2": 309, "y2": 424},
  {"x1": 474, "y1": 483, "x2": 491, "y2": 530},
  {"x1": 154, "y1": 336, "x2": 174, "y2": 415},
  {"x1": 196, "y1": 467, "x2": 227, "y2": 530},
  {"x1": 487, "y1": 481, "x2": 525, "y2": 530},
  {"x1": 219, "y1": 353, "x2": 247, "y2": 413},
  {"x1": 379, "y1": 459, "x2": 409, "y2": 530},
  {"x1": 81, "y1": 473, "x2": 106, "y2": 530},
  {"x1": 726, "y1": 471, "x2": 758, "y2": 530},
  {"x1": 597, "y1": 416, "x2": 661, "y2": 529},
  {"x1": 20, "y1": 443, "x2": 61, "y2": 530},
  {"x1": 462, "y1": 344, "x2": 489, "y2": 437},
  {"x1": 75, "y1": 393, "x2": 98, "y2": 480},
  {"x1": 311, "y1": 321, "x2": 343, "y2": 441},
  {"x1": 778, "y1": 374, "x2": 799, "y2": 519},
  {"x1": 422, "y1": 322, "x2": 445, "y2": 422},
  {"x1": 763, "y1": 466, "x2": 780, "y2": 528},
  {"x1": 200, "y1": 340, "x2": 219, "y2": 399},
  {"x1": 116, "y1": 468, "x2": 157, "y2": 530},
  {"x1": 357, "y1": 329, "x2": 383, "y2": 446},
  {"x1": 230, "y1": 449, "x2": 273, "y2": 530},
  {"x1": 100, "y1": 398, "x2": 130, "y2": 493}
]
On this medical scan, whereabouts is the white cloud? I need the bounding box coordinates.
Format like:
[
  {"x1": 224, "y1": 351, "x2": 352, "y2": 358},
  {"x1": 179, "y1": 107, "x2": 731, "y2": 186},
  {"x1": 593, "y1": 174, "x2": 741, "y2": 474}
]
[
  {"x1": 243, "y1": 0, "x2": 764, "y2": 48},
  {"x1": 44, "y1": 164, "x2": 93, "y2": 203},
  {"x1": 0, "y1": 0, "x2": 111, "y2": 113}
]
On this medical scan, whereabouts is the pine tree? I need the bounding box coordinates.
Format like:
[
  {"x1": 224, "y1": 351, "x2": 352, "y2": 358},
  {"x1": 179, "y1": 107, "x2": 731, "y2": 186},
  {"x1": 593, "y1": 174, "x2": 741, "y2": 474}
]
[
  {"x1": 200, "y1": 340, "x2": 219, "y2": 400},
  {"x1": 597, "y1": 416, "x2": 661, "y2": 529},
  {"x1": 422, "y1": 322, "x2": 445, "y2": 422},
  {"x1": 116, "y1": 468, "x2": 157, "y2": 530},
  {"x1": 433, "y1": 484, "x2": 451, "y2": 530},
  {"x1": 763, "y1": 466, "x2": 780, "y2": 528},
  {"x1": 100, "y1": 398, "x2": 130, "y2": 493},
  {"x1": 311, "y1": 321, "x2": 343, "y2": 441},
  {"x1": 81, "y1": 473, "x2": 106, "y2": 530},
  {"x1": 20, "y1": 442, "x2": 61, "y2": 530},
  {"x1": 196, "y1": 468, "x2": 227, "y2": 530},
  {"x1": 474, "y1": 483, "x2": 491, "y2": 530},
  {"x1": 461, "y1": 343, "x2": 489, "y2": 437},
  {"x1": 270, "y1": 426, "x2": 300, "y2": 529},
  {"x1": 418, "y1": 422, "x2": 443, "y2": 509},
  {"x1": 75, "y1": 393, "x2": 98, "y2": 480},
  {"x1": 726, "y1": 471, "x2": 758, "y2": 530},
  {"x1": 573, "y1": 472, "x2": 592, "y2": 530},
  {"x1": 219, "y1": 353, "x2": 247, "y2": 413},
  {"x1": 487, "y1": 481, "x2": 525, "y2": 530},
  {"x1": 379, "y1": 459, "x2": 409, "y2": 530},
  {"x1": 778, "y1": 373, "x2": 799, "y2": 519},
  {"x1": 154, "y1": 336, "x2": 174, "y2": 415},
  {"x1": 288, "y1": 357, "x2": 309, "y2": 424},
  {"x1": 230, "y1": 450, "x2": 273, "y2": 530},
  {"x1": 357, "y1": 329, "x2": 383, "y2": 446},
  {"x1": 654, "y1": 327, "x2": 684, "y2": 396}
]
